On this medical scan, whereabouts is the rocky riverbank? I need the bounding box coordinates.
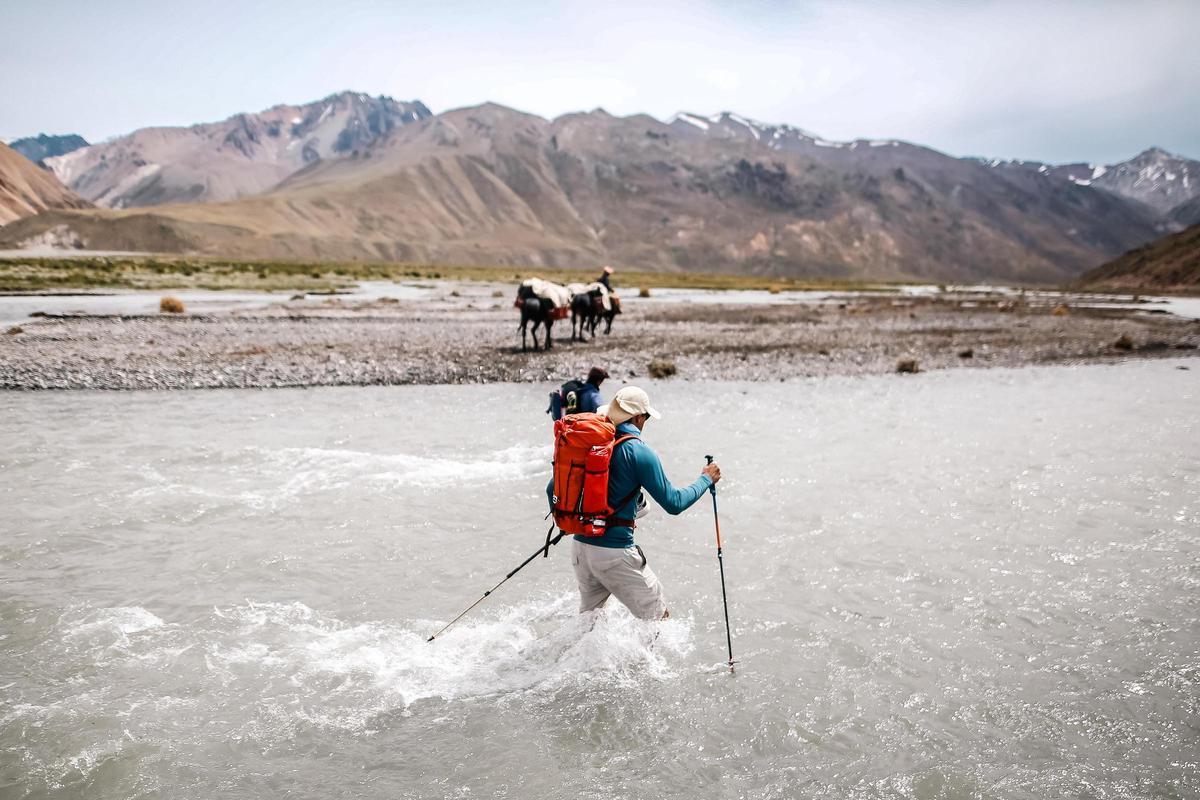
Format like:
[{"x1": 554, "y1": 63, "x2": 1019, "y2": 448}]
[{"x1": 1, "y1": 284, "x2": 1197, "y2": 390}]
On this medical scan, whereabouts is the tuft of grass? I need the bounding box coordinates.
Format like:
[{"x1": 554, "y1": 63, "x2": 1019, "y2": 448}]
[
  {"x1": 896, "y1": 358, "x2": 920, "y2": 374},
  {"x1": 958, "y1": 348, "x2": 974, "y2": 359},
  {"x1": 7, "y1": 325, "x2": 23, "y2": 335},
  {"x1": 639, "y1": 286, "x2": 651, "y2": 298},
  {"x1": 1113, "y1": 334, "x2": 1134, "y2": 351},
  {"x1": 648, "y1": 358, "x2": 677, "y2": 378},
  {"x1": 159, "y1": 296, "x2": 185, "y2": 313}
]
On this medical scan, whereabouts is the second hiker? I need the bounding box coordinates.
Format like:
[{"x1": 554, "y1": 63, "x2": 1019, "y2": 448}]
[{"x1": 547, "y1": 366, "x2": 609, "y2": 420}]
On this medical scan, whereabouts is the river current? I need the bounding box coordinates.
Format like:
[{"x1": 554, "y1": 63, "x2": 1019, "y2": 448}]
[{"x1": 1, "y1": 360, "x2": 1197, "y2": 799}]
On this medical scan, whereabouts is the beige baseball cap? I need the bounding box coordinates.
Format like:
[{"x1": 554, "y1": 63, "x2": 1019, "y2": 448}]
[{"x1": 598, "y1": 386, "x2": 661, "y2": 424}]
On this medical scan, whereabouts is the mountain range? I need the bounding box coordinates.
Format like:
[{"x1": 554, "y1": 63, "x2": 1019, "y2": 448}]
[
  {"x1": 43, "y1": 92, "x2": 430, "y2": 208},
  {"x1": 1, "y1": 91, "x2": 1198, "y2": 284},
  {"x1": 978, "y1": 147, "x2": 1200, "y2": 224},
  {"x1": 0, "y1": 142, "x2": 90, "y2": 225}
]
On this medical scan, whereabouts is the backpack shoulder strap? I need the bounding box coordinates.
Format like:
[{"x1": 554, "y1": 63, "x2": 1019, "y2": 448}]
[{"x1": 609, "y1": 435, "x2": 641, "y2": 513}]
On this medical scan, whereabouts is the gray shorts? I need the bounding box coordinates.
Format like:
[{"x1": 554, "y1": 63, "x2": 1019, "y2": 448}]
[{"x1": 571, "y1": 537, "x2": 666, "y2": 620}]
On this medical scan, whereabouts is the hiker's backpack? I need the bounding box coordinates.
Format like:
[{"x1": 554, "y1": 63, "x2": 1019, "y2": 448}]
[
  {"x1": 547, "y1": 379, "x2": 586, "y2": 421},
  {"x1": 551, "y1": 413, "x2": 637, "y2": 536}
]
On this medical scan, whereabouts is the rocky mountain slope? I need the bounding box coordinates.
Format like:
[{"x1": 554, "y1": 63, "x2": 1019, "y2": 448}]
[
  {"x1": 980, "y1": 147, "x2": 1200, "y2": 222},
  {"x1": 2, "y1": 105, "x2": 1169, "y2": 283},
  {"x1": 1080, "y1": 222, "x2": 1200, "y2": 290},
  {"x1": 0, "y1": 142, "x2": 90, "y2": 225},
  {"x1": 1167, "y1": 194, "x2": 1200, "y2": 227},
  {"x1": 9, "y1": 133, "x2": 88, "y2": 164},
  {"x1": 45, "y1": 92, "x2": 430, "y2": 208}
]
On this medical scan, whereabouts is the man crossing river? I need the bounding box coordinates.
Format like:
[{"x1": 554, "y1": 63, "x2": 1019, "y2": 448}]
[
  {"x1": 549, "y1": 386, "x2": 722, "y2": 620},
  {"x1": 427, "y1": 385, "x2": 724, "y2": 643}
]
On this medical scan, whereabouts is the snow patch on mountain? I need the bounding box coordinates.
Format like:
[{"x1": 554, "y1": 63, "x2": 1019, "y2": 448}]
[{"x1": 669, "y1": 113, "x2": 710, "y2": 131}]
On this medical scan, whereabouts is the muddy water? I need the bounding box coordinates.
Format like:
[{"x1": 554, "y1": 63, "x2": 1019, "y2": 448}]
[{"x1": 1, "y1": 361, "x2": 1197, "y2": 799}]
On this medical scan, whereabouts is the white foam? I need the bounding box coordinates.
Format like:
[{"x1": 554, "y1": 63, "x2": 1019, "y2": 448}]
[
  {"x1": 268, "y1": 443, "x2": 551, "y2": 490},
  {"x1": 68, "y1": 606, "x2": 164, "y2": 638},
  {"x1": 127, "y1": 443, "x2": 552, "y2": 512},
  {"x1": 198, "y1": 598, "x2": 693, "y2": 731}
]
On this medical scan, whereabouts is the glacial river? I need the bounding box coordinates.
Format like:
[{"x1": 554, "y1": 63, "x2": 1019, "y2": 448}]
[
  {"x1": 1, "y1": 361, "x2": 1197, "y2": 799},
  {"x1": 4, "y1": 282, "x2": 1199, "y2": 327}
]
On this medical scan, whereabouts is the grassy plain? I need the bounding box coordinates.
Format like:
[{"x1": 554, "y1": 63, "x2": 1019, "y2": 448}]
[{"x1": 0, "y1": 255, "x2": 893, "y2": 294}]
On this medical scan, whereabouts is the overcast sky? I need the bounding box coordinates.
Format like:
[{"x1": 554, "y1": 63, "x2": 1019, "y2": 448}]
[{"x1": 3, "y1": 0, "x2": 1197, "y2": 164}]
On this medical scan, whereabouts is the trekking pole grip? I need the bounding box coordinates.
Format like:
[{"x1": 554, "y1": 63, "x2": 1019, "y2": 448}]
[{"x1": 705, "y1": 454, "x2": 716, "y2": 495}]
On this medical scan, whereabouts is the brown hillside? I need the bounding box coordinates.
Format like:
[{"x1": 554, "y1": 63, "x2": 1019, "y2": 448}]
[
  {"x1": 0, "y1": 143, "x2": 90, "y2": 225},
  {"x1": 1080, "y1": 222, "x2": 1200, "y2": 291}
]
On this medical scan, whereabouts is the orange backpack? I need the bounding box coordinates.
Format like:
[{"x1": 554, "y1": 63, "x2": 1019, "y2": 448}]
[{"x1": 551, "y1": 413, "x2": 637, "y2": 536}]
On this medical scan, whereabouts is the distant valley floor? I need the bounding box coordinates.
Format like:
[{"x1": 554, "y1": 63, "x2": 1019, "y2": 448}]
[{"x1": 1, "y1": 282, "x2": 1197, "y2": 390}]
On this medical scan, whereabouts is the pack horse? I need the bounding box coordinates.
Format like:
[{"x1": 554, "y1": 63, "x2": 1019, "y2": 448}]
[
  {"x1": 515, "y1": 279, "x2": 571, "y2": 352},
  {"x1": 569, "y1": 283, "x2": 622, "y2": 341}
]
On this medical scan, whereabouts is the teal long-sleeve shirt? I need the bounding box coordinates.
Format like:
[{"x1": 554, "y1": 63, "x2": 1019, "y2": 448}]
[{"x1": 547, "y1": 421, "x2": 713, "y2": 548}]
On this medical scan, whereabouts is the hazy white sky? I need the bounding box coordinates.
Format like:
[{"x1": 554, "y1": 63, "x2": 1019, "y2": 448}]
[{"x1": 3, "y1": 0, "x2": 1197, "y2": 164}]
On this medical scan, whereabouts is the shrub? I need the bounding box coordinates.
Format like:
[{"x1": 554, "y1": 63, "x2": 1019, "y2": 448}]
[
  {"x1": 648, "y1": 358, "x2": 677, "y2": 378},
  {"x1": 1051, "y1": 304, "x2": 1070, "y2": 316},
  {"x1": 159, "y1": 296, "x2": 185, "y2": 314},
  {"x1": 639, "y1": 287, "x2": 651, "y2": 298},
  {"x1": 958, "y1": 348, "x2": 974, "y2": 359},
  {"x1": 1113, "y1": 334, "x2": 1134, "y2": 351},
  {"x1": 7, "y1": 325, "x2": 23, "y2": 335},
  {"x1": 896, "y1": 358, "x2": 919, "y2": 374}
]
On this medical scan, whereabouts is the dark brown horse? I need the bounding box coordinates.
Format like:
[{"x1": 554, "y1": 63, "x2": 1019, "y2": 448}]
[
  {"x1": 600, "y1": 294, "x2": 621, "y2": 334},
  {"x1": 571, "y1": 290, "x2": 622, "y2": 340},
  {"x1": 570, "y1": 291, "x2": 598, "y2": 341},
  {"x1": 516, "y1": 284, "x2": 556, "y2": 351}
]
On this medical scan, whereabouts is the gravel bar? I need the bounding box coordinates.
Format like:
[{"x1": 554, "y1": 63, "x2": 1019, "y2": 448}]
[{"x1": 2, "y1": 288, "x2": 1197, "y2": 390}]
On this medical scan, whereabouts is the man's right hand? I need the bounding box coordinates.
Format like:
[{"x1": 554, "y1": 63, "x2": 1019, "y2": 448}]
[{"x1": 703, "y1": 461, "x2": 722, "y2": 485}]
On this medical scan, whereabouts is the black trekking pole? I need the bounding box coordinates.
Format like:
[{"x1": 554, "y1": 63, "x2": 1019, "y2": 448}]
[
  {"x1": 427, "y1": 529, "x2": 566, "y2": 642},
  {"x1": 706, "y1": 455, "x2": 736, "y2": 671}
]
